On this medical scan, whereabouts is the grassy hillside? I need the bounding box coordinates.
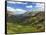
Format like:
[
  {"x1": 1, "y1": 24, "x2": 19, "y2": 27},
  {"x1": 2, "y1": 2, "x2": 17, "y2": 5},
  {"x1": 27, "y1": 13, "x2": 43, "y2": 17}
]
[{"x1": 7, "y1": 11, "x2": 45, "y2": 34}]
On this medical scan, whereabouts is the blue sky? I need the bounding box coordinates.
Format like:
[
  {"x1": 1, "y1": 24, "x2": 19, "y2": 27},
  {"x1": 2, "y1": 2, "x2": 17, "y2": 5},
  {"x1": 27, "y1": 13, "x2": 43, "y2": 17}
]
[{"x1": 7, "y1": 1, "x2": 44, "y2": 15}]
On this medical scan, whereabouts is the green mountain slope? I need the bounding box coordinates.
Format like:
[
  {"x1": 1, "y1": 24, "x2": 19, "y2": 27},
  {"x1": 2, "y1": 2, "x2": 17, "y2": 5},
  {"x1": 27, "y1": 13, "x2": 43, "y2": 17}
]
[{"x1": 7, "y1": 11, "x2": 45, "y2": 34}]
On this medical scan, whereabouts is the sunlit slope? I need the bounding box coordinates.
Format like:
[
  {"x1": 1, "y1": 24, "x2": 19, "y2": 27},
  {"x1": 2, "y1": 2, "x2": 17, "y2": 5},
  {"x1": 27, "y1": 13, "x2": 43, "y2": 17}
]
[{"x1": 7, "y1": 11, "x2": 45, "y2": 34}]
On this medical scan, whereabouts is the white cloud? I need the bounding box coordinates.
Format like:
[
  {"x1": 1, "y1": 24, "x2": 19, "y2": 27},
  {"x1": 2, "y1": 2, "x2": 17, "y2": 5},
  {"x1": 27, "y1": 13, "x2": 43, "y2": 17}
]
[
  {"x1": 7, "y1": 1, "x2": 27, "y2": 4},
  {"x1": 7, "y1": 7, "x2": 16, "y2": 15},
  {"x1": 36, "y1": 3, "x2": 44, "y2": 11},
  {"x1": 36, "y1": 3, "x2": 44, "y2": 7},
  {"x1": 7, "y1": 1, "x2": 16, "y2": 4},
  {"x1": 7, "y1": 7, "x2": 27, "y2": 15},
  {"x1": 15, "y1": 9, "x2": 27, "y2": 14},
  {"x1": 7, "y1": 7, "x2": 16, "y2": 12},
  {"x1": 15, "y1": 2, "x2": 27, "y2": 4},
  {"x1": 26, "y1": 5, "x2": 33, "y2": 8}
]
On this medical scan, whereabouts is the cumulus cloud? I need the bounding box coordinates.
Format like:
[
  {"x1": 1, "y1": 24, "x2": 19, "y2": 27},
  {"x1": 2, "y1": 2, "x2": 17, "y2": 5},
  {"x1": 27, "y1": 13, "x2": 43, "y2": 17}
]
[
  {"x1": 7, "y1": 7, "x2": 27, "y2": 15},
  {"x1": 15, "y1": 9, "x2": 27, "y2": 14},
  {"x1": 7, "y1": 7, "x2": 16, "y2": 15},
  {"x1": 26, "y1": 5, "x2": 33, "y2": 8},
  {"x1": 7, "y1": 0, "x2": 18, "y2": 1},
  {"x1": 7, "y1": 1, "x2": 16, "y2": 4},
  {"x1": 15, "y1": 2, "x2": 27, "y2": 4},
  {"x1": 7, "y1": 1, "x2": 27, "y2": 4},
  {"x1": 7, "y1": 7, "x2": 16, "y2": 12},
  {"x1": 35, "y1": 3, "x2": 44, "y2": 11}
]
